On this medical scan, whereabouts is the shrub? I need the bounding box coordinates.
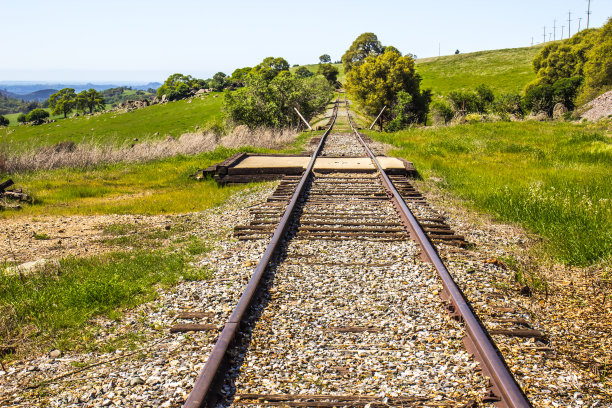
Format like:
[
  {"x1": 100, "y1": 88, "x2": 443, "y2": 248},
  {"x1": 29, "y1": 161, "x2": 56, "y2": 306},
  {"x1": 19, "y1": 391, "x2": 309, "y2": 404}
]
[
  {"x1": 524, "y1": 76, "x2": 583, "y2": 115},
  {"x1": 431, "y1": 101, "x2": 454, "y2": 124},
  {"x1": 295, "y1": 66, "x2": 314, "y2": 78},
  {"x1": 17, "y1": 113, "x2": 27, "y2": 123},
  {"x1": 494, "y1": 93, "x2": 523, "y2": 116},
  {"x1": 224, "y1": 65, "x2": 332, "y2": 129},
  {"x1": 26, "y1": 108, "x2": 50, "y2": 124},
  {"x1": 447, "y1": 90, "x2": 480, "y2": 114},
  {"x1": 0, "y1": 115, "x2": 9, "y2": 126},
  {"x1": 580, "y1": 17, "x2": 612, "y2": 103}
]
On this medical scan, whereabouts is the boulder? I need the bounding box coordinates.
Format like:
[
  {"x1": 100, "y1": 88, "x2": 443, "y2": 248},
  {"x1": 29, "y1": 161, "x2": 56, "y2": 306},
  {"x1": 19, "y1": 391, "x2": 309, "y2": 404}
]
[
  {"x1": 161, "y1": 94, "x2": 168, "y2": 103},
  {"x1": 552, "y1": 103, "x2": 568, "y2": 119}
]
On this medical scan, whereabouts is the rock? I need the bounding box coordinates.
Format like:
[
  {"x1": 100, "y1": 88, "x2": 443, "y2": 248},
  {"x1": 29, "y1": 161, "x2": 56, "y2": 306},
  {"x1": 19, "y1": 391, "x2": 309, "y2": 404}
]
[
  {"x1": 553, "y1": 103, "x2": 568, "y2": 119},
  {"x1": 49, "y1": 349, "x2": 61, "y2": 358},
  {"x1": 146, "y1": 375, "x2": 162, "y2": 385},
  {"x1": 161, "y1": 94, "x2": 168, "y2": 103},
  {"x1": 130, "y1": 376, "x2": 145, "y2": 386}
]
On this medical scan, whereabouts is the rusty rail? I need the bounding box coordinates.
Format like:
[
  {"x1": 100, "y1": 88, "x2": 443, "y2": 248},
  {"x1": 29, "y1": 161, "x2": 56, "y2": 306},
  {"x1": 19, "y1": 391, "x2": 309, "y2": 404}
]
[
  {"x1": 183, "y1": 100, "x2": 338, "y2": 408},
  {"x1": 346, "y1": 103, "x2": 532, "y2": 408}
]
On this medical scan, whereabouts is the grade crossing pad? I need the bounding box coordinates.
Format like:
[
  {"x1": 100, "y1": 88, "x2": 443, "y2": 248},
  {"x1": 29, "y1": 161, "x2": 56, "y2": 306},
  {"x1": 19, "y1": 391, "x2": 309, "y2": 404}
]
[{"x1": 199, "y1": 153, "x2": 418, "y2": 184}]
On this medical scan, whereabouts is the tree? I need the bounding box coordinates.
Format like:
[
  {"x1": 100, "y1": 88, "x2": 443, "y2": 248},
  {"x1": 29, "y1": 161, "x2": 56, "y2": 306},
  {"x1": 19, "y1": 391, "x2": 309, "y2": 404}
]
[
  {"x1": 0, "y1": 115, "x2": 8, "y2": 126},
  {"x1": 455, "y1": 49, "x2": 460, "y2": 54},
  {"x1": 17, "y1": 113, "x2": 27, "y2": 123},
  {"x1": 224, "y1": 60, "x2": 332, "y2": 129},
  {"x1": 157, "y1": 73, "x2": 197, "y2": 100},
  {"x1": 317, "y1": 63, "x2": 339, "y2": 85},
  {"x1": 49, "y1": 88, "x2": 76, "y2": 118},
  {"x1": 295, "y1": 66, "x2": 314, "y2": 78},
  {"x1": 76, "y1": 89, "x2": 106, "y2": 114},
  {"x1": 345, "y1": 48, "x2": 431, "y2": 128},
  {"x1": 341, "y1": 32, "x2": 384, "y2": 73},
  {"x1": 251, "y1": 57, "x2": 290, "y2": 81},
  {"x1": 26, "y1": 108, "x2": 50, "y2": 124},
  {"x1": 210, "y1": 72, "x2": 230, "y2": 92},
  {"x1": 319, "y1": 54, "x2": 331, "y2": 63},
  {"x1": 231, "y1": 67, "x2": 252, "y2": 86}
]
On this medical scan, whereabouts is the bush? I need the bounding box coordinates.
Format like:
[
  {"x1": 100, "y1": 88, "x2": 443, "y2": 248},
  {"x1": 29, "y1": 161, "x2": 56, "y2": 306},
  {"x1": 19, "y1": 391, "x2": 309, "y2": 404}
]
[
  {"x1": 0, "y1": 115, "x2": 9, "y2": 126},
  {"x1": 295, "y1": 66, "x2": 314, "y2": 78},
  {"x1": 580, "y1": 18, "x2": 612, "y2": 103},
  {"x1": 494, "y1": 93, "x2": 523, "y2": 116},
  {"x1": 447, "y1": 90, "x2": 480, "y2": 114},
  {"x1": 524, "y1": 76, "x2": 583, "y2": 115},
  {"x1": 224, "y1": 66, "x2": 332, "y2": 129},
  {"x1": 431, "y1": 101, "x2": 454, "y2": 124},
  {"x1": 17, "y1": 113, "x2": 27, "y2": 123},
  {"x1": 448, "y1": 85, "x2": 494, "y2": 114},
  {"x1": 26, "y1": 108, "x2": 50, "y2": 124}
]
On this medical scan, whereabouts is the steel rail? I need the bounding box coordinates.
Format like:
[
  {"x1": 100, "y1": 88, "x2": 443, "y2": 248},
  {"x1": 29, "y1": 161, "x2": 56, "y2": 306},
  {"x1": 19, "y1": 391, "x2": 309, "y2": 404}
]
[
  {"x1": 346, "y1": 104, "x2": 532, "y2": 408},
  {"x1": 183, "y1": 101, "x2": 338, "y2": 408}
]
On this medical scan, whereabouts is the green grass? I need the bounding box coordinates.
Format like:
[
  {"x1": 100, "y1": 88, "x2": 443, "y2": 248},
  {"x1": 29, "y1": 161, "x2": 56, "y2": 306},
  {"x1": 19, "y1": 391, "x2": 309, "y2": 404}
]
[
  {"x1": 415, "y1": 45, "x2": 544, "y2": 97},
  {"x1": 366, "y1": 120, "x2": 612, "y2": 266},
  {"x1": 0, "y1": 146, "x2": 271, "y2": 218},
  {"x1": 0, "y1": 95, "x2": 223, "y2": 151},
  {"x1": 0, "y1": 251, "x2": 210, "y2": 349}
]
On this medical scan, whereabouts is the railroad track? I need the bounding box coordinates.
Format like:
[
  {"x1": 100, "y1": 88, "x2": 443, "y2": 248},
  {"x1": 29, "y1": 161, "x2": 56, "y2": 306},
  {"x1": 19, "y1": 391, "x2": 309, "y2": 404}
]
[{"x1": 184, "y1": 100, "x2": 531, "y2": 407}]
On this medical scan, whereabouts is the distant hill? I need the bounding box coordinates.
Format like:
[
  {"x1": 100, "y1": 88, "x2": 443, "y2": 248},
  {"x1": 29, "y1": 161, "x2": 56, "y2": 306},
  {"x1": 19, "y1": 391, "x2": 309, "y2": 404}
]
[
  {"x1": 0, "y1": 88, "x2": 58, "y2": 102},
  {"x1": 0, "y1": 82, "x2": 162, "y2": 96}
]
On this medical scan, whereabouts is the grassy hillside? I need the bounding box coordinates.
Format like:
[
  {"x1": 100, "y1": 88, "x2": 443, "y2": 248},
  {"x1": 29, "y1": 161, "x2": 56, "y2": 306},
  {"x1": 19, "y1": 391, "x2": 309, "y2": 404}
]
[
  {"x1": 0, "y1": 95, "x2": 223, "y2": 151},
  {"x1": 366, "y1": 120, "x2": 612, "y2": 266},
  {"x1": 415, "y1": 45, "x2": 544, "y2": 96}
]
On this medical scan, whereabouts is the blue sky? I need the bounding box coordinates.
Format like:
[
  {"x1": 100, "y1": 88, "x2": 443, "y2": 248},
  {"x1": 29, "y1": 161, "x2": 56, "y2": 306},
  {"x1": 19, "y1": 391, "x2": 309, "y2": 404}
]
[{"x1": 0, "y1": 0, "x2": 609, "y2": 82}]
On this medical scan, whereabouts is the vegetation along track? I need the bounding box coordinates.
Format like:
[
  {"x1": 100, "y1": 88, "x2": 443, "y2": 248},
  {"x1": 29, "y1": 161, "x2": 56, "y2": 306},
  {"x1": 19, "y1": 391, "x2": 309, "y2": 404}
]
[{"x1": 184, "y1": 100, "x2": 531, "y2": 408}]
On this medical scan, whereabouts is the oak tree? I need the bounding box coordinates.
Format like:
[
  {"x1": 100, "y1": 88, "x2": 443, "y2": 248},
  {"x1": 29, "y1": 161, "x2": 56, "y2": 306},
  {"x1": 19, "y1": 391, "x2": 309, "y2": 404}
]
[
  {"x1": 346, "y1": 48, "x2": 430, "y2": 128},
  {"x1": 76, "y1": 89, "x2": 106, "y2": 114},
  {"x1": 341, "y1": 32, "x2": 383, "y2": 73},
  {"x1": 49, "y1": 88, "x2": 77, "y2": 118}
]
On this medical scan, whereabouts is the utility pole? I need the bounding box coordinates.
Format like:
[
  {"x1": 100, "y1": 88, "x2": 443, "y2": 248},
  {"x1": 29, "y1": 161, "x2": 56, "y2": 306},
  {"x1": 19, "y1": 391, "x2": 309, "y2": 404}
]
[
  {"x1": 562, "y1": 25, "x2": 565, "y2": 39},
  {"x1": 553, "y1": 19, "x2": 557, "y2": 41},
  {"x1": 531, "y1": 37, "x2": 534, "y2": 46},
  {"x1": 568, "y1": 11, "x2": 572, "y2": 37},
  {"x1": 439, "y1": 43, "x2": 440, "y2": 57},
  {"x1": 586, "y1": 0, "x2": 591, "y2": 29},
  {"x1": 543, "y1": 26, "x2": 546, "y2": 43},
  {"x1": 578, "y1": 17, "x2": 582, "y2": 31}
]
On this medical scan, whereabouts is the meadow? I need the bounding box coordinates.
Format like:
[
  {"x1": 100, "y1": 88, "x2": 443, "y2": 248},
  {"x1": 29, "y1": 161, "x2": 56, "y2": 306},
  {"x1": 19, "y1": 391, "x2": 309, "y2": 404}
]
[
  {"x1": 365, "y1": 120, "x2": 612, "y2": 266},
  {"x1": 415, "y1": 45, "x2": 544, "y2": 97},
  {"x1": 0, "y1": 95, "x2": 223, "y2": 152}
]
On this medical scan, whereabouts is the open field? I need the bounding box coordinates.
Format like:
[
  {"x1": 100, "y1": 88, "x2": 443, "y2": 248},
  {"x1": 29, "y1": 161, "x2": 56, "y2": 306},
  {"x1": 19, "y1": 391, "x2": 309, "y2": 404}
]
[
  {"x1": 0, "y1": 95, "x2": 223, "y2": 151},
  {"x1": 365, "y1": 119, "x2": 612, "y2": 266},
  {"x1": 415, "y1": 45, "x2": 544, "y2": 96}
]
